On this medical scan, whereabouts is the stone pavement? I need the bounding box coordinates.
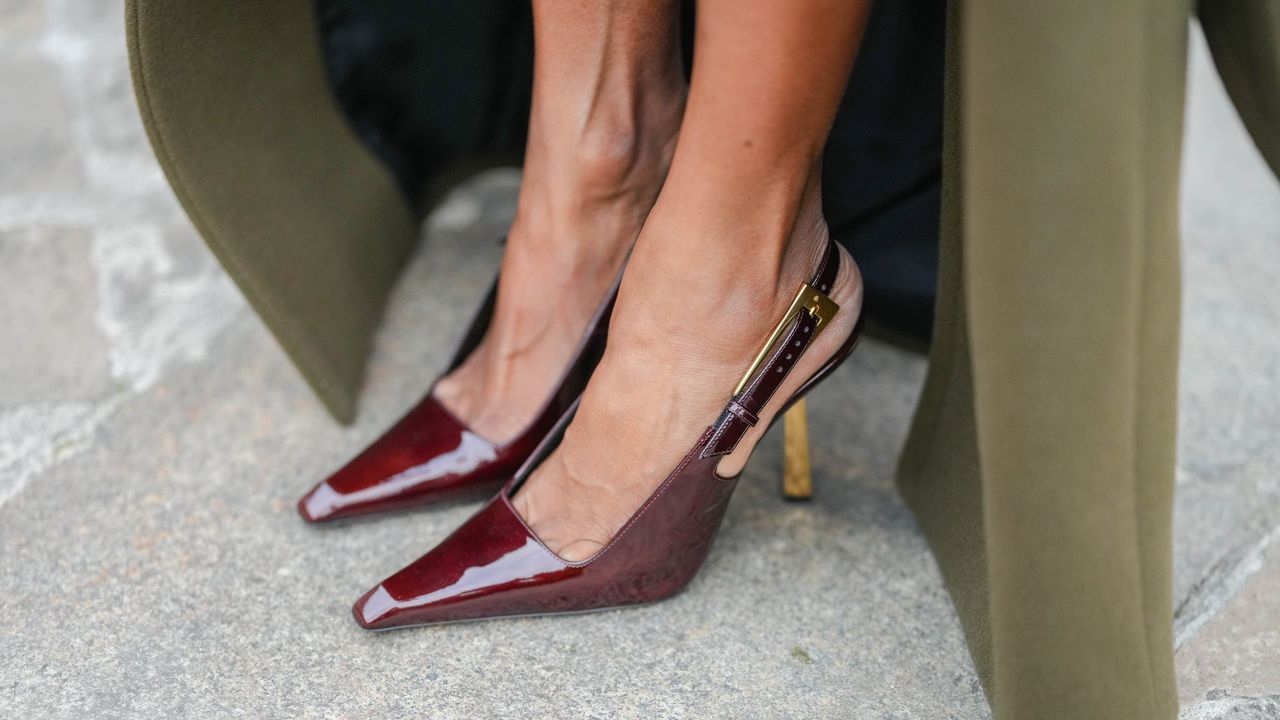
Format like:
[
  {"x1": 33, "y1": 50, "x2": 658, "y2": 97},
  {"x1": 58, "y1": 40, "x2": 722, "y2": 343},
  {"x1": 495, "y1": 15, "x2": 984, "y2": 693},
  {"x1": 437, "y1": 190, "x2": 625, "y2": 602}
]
[{"x1": 0, "y1": 3, "x2": 1276, "y2": 718}]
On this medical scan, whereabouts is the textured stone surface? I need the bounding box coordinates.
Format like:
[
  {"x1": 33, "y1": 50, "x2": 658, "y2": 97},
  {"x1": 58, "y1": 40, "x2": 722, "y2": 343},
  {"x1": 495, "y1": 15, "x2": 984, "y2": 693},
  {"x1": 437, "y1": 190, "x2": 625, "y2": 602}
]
[
  {"x1": 0, "y1": 5, "x2": 1276, "y2": 719},
  {"x1": 0, "y1": 0, "x2": 43, "y2": 44},
  {"x1": 1171, "y1": 33, "x2": 1280, "y2": 670},
  {"x1": 0, "y1": 57, "x2": 80, "y2": 198},
  {"x1": 1179, "y1": 537, "x2": 1280, "y2": 705},
  {"x1": 0, "y1": 226, "x2": 113, "y2": 405}
]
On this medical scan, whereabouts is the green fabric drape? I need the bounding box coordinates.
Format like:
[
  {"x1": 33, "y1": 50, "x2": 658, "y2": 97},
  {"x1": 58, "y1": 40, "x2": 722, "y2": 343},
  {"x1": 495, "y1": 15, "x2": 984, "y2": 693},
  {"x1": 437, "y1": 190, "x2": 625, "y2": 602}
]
[
  {"x1": 127, "y1": 0, "x2": 417, "y2": 422},
  {"x1": 1200, "y1": 0, "x2": 1280, "y2": 170},
  {"x1": 899, "y1": 1, "x2": 1278, "y2": 717}
]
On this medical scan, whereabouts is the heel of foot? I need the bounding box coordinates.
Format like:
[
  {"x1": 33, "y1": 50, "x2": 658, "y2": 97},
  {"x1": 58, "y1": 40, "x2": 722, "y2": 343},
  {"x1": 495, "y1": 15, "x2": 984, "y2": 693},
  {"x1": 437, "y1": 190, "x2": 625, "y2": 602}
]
[{"x1": 714, "y1": 245, "x2": 862, "y2": 479}]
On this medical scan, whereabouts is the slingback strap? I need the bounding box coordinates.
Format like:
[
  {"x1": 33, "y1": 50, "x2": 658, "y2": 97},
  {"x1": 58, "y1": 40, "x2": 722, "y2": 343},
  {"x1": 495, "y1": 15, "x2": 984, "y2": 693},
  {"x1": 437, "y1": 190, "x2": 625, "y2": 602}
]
[{"x1": 701, "y1": 241, "x2": 841, "y2": 459}]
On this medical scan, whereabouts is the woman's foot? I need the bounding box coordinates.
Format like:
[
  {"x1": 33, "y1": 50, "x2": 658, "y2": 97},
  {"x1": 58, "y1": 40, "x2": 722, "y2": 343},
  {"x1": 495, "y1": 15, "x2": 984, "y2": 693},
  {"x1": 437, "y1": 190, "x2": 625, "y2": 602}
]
[
  {"x1": 431, "y1": 135, "x2": 671, "y2": 443},
  {"x1": 432, "y1": 9, "x2": 685, "y2": 444},
  {"x1": 513, "y1": 183, "x2": 863, "y2": 561}
]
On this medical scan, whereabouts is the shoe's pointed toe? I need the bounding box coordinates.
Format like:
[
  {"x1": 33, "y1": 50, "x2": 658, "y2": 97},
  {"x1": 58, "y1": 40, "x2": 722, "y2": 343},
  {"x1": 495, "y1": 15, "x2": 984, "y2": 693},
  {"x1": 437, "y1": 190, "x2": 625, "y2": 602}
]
[
  {"x1": 351, "y1": 497, "x2": 581, "y2": 630},
  {"x1": 297, "y1": 272, "x2": 619, "y2": 523},
  {"x1": 352, "y1": 583, "x2": 398, "y2": 630},
  {"x1": 298, "y1": 397, "x2": 523, "y2": 524},
  {"x1": 297, "y1": 481, "x2": 338, "y2": 523}
]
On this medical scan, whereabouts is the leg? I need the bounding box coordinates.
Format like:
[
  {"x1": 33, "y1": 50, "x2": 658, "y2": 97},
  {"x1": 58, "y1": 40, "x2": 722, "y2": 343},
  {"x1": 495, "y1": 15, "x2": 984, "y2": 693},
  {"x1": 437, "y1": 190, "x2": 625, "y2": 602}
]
[
  {"x1": 433, "y1": 0, "x2": 686, "y2": 442},
  {"x1": 515, "y1": 0, "x2": 872, "y2": 559},
  {"x1": 899, "y1": 0, "x2": 1186, "y2": 716}
]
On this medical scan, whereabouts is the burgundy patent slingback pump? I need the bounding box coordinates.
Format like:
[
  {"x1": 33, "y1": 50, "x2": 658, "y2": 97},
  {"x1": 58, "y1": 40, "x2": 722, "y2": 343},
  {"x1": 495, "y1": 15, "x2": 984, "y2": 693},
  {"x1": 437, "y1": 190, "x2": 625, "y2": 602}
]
[
  {"x1": 352, "y1": 239, "x2": 862, "y2": 629},
  {"x1": 297, "y1": 271, "x2": 619, "y2": 524}
]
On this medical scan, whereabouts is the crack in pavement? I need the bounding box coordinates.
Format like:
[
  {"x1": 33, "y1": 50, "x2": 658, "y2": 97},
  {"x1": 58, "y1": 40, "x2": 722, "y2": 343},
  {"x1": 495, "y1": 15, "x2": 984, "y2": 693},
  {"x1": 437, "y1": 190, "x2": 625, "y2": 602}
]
[{"x1": 1175, "y1": 523, "x2": 1280, "y2": 649}]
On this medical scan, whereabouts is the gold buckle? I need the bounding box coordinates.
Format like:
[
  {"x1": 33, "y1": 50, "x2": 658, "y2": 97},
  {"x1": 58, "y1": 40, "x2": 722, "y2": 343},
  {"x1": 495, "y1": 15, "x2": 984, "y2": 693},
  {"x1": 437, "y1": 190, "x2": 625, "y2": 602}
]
[{"x1": 732, "y1": 283, "x2": 839, "y2": 396}]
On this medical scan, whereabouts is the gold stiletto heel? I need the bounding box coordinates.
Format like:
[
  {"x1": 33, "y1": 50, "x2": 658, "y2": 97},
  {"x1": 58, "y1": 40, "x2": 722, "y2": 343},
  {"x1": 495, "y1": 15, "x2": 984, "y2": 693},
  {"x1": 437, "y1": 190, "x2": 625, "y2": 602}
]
[{"x1": 782, "y1": 398, "x2": 812, "y2": 500}]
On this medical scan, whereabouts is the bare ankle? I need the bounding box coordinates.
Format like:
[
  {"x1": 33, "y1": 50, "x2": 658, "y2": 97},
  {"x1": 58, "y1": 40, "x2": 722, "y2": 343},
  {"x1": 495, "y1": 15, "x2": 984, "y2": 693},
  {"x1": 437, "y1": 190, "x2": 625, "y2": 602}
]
[
  {"x1": 624, "y1": 174, "x2": 833, "y2": 323},
  {"x1": 522, "y1": 88, "x2": 684, "y2": 209},
  {"x1": 509, "y1": 94, "x2": 683, "y2": 284}
]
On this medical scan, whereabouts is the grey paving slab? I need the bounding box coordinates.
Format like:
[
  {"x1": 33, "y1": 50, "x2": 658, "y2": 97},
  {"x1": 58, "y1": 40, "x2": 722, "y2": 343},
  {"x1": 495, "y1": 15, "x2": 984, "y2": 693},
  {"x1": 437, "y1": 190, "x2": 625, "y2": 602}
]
[
  {"x1": 0, "y1": 4, "x2": 1276, "y2": 719},
  {"x1": 0, "y1": 0, "x2": 43, "y2": 47},
  {"x1": 1170, "y1": 31, "x2": 1280, "y2": 665},
  {"x1": 0, "y1": 226, "x2": 114, "y2": 406},
  {"x1": 0, "y1": 56, "x2": 81, "y2": 199},
  {"x1": 1179, "y1": 535, "x2": 1280, "y2": 706},
  {"x1": 0, "y1": 221, "x2": 986, "y2": 720}
]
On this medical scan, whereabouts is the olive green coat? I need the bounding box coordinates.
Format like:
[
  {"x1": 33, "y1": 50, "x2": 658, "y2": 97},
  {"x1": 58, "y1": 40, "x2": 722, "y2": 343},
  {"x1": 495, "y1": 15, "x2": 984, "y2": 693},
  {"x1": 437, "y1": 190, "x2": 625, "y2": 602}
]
[
  {"x1": 899, "y1": 2, "x2": 1278, "y2": 717},
  {"x1": 127, "y1": 1, "x2": 1279, "y2": 717}
]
